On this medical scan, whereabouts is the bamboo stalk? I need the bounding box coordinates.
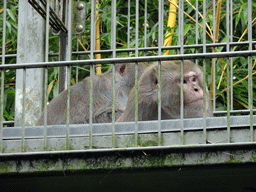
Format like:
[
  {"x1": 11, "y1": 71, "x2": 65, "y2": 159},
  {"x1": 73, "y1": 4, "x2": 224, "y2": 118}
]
[
  {"x1": 163, "y1": 0, "x2": 178, "y2": 55},
  {"x1": 215, "y1": 0, "x2": 222, "y2": 43},
  {"x1": 95, "y1": 2, "x2": 102, "y2": 74}
]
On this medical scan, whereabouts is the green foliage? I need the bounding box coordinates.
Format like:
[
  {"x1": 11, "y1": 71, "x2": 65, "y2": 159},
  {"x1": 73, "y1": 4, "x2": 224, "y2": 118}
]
[
  {"x1": 1, "y1": 1, "x2": 18, "y2": 121},
  {"x1": 0, "y1": 0, "x2": 18, "y2": 55},
  {"x1": 3, "y1": 89, "x2": 15, "y2": 121}
]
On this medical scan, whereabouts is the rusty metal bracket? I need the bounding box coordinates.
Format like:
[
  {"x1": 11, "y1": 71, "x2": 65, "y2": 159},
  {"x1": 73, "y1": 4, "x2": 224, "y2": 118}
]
[
  {"x1": 72, "y1": 1, "x2": 86, "y2": 34},
  {"x1": 28, "y1": 0, "x2": 67, "y2": 33}
]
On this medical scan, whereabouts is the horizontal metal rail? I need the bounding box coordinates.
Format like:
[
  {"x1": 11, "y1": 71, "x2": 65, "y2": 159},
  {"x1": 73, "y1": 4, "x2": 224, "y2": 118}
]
[
  {"x1": 72, "y1": 41, "x2": 256, "y2": 55},
  {"x1": 2, "y1": 40, "x2": 255, "y2": 59},
  {"x1": 3, "y1": 115, "x2": 255, "y2": 139},
  {"x1": 0, "y1": 142, "x2": 256, "y2": 158},
  {"x1": 1, "y1": 50, "x2": 256, "y2": 70}
]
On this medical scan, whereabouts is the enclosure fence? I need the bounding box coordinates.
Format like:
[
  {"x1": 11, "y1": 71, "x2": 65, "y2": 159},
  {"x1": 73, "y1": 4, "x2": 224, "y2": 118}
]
[{"x1": 0, "y1": 0, "x2": 255, "y2": 155}]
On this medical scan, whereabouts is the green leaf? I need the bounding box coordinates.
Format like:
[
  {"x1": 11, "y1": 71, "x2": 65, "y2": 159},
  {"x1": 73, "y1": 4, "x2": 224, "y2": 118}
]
[
  {"x1": 184, "y1": 24, "x2": 191, "y2": 37},
  {"x1": 7, "y1": 8, "x2": 16, "y2": 22}
]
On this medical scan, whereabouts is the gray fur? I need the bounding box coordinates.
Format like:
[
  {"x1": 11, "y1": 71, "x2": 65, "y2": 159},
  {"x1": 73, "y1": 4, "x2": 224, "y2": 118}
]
[{"x1": 36, "y1": 63, "x2": 148, "y2": 125}]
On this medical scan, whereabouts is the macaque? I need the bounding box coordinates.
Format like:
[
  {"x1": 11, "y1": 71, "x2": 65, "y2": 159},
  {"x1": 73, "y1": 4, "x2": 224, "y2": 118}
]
[
  {"x1": 36, "y1": 62, "x2": 148, "y2": 125},
  {"x1": 117, "y1": 60, "x2": 213, "y2": 122}
]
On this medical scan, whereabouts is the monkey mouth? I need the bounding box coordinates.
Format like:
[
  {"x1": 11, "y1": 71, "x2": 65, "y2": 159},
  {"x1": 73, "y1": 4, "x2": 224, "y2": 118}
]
[{"x1": 185, "y1": 98, "x2": 203, "y2": 105}]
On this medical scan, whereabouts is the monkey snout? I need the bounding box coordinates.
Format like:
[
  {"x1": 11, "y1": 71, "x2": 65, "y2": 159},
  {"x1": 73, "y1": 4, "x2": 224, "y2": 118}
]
[
  {"x1": 192, "y1": 85, "x2": 203, "y2": 94},
  {"x1": 192, "y1": 87, "x2": 203, "y2": 97}
]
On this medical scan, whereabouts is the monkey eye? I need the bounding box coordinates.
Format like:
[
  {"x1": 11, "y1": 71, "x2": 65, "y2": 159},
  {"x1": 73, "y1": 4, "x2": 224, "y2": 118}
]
[
  {"x1": 183, "y1": 79, "x2": 187, "y2": 84},
  {"x1": 191, "y1": 75, "x2": 197, "y2": 82}
]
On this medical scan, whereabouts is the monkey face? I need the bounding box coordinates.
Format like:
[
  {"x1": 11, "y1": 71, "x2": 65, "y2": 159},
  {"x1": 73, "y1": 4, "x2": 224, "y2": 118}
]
[{"x1": 175, "y1": 71, "x2": 204, "y2": 106}]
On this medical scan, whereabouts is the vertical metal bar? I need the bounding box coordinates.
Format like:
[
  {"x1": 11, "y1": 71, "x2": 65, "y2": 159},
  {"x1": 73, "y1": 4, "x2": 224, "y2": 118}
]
[
  {"x1": 21, "y1": 1, "x2": 28, "y2": 152},
  {"x1": 127, "y1": 0, "x2": 131, "y2": 50},
  {"x1": 66, "y1": 66, "x2": 71, "y2": 150},
  {"x1": 1, "y1": 0, "x2": 6, "y2": 67},
  {"x1": 195, "y1": 0, "x2": 198, "y2": 65},
  {"x1": 0, "y1": 0, "x2": 7, "y2": 153},
  {"x1": 159, "y1": 0, "x2": 163, "y2": 51},
  {"x1": 180, "y1": 63, "x2": 184, "y2": 145},
  {"x1": 134, "y1": 63, "x2": 138, "y2": 147},
  {"x1": 180, "y1": 0, "x2": 184, "y2": 145},
  {"x1": 111, "y1": 0, "x2": 117, "y2": 148},
  {"x1": 76, "y1": 66, "x2": 79, "y2": 83},
  {"x1": 179, "y1": 0, "x2": 184, "y2": 55},
  {"x1": 135, "y1": 0, "x2": 139, "y2": 53},
  {"x1": 177, "y1": 0, "x2": 181, "y2": 51},
  {"x1": 66, "y1": 0, "x2": 72, "y2": 150},
  {"x1": 111, "y1": 65, "x2": 116, "y2": 148},
  {"x1": 157, "y1": 62, "x2": 162, "y2": 146},
  {"x1": 76, "y1": 38, "x2": 79, "y2": 83},
  {"x1": 157, "y1": 0, "x2": 163, "y2": 146},
  {"x1": 89, "y1": 64, "x2": 94, "y2": 149},
  {"x1": 226, "y1": 63, "x2": 231, "y2": 143},
  {"x1": 212, "y1": 0, "x2": 216, "y2": 112},
  {"x1": 203, "y1": 60, "x2": 208, "y2": 144},
  {"x1": 226, "y1": 0, "x2": 231, "y2": 143},
  {"x1": 212, "y1": 63, "x2": 216, "y2": 111},
  {"x1": 59, "y1": 1, "x2": 68, "y2": 93},
  {"x1": 21, "y1": 69, "x2": 26, "y2": 152},
  {"x1": 0, "y1": 71, "x2": 3, "y2": 152},
  {"x1": 43, "y1": 68, "x2": 48, "y2": 150},
  {"x1": 89, "y1": 0, "x2": 96, "y2": 149},
  {"x1": 202, "y1": 0, "x2": 207, "y2": 144},
  {"x1": 144, "y1": 0, "x2": 147, "y2": 48},
  {"x1": 202, "y1": 0, "x2": 206, "y2": 63},
  {"x1": 134, "y1": 0, "x2": 139, "y2": 147},
  {"x1": 213, "y1": 0, "x2": 216, "y2": 42},
  {"x1": 67, "y1": 0, "x2": 72, "y2": 58},
  {"x1": 43, "y1": 0, "x2": 50, "y2": 151},
  {"x1": 230, "y1": 0, "x2": 233, "y2": 111},
  {"x1": 247, "y1": 0, "x2": 253, "y2": 142},
  {"x1": 90, "y1": 0, "x2": 95, "y2": 69}
]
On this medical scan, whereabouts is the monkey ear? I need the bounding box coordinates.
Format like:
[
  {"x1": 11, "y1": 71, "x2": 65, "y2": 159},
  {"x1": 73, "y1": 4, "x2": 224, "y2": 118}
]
[
  {"x1": 149, "y1": 68, "x2": 158, "y2": 90},
  {"x1": 115, "y1": 64, "x2": 126, "y2": 76}
]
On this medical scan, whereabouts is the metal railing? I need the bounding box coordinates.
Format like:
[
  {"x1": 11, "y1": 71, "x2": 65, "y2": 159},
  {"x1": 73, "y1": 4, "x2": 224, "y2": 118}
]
[{"x1": 0, "y1": 0, "x2": 255, "y2": 155}]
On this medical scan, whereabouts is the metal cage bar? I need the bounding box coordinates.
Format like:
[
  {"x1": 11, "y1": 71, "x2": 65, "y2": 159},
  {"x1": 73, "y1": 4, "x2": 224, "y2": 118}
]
[
  {"x1": 226, "y1": 0, "x2": 231, "y2": 143},
  {"x1": 111, "y1": 0, "x2": 117, "y2": 148},
  {"x1": 179, "y1": 0, "x2": 185, "y2": 145},
  {"x1": 158, "y1": 0, "x2": 163, "y2": 146},
  {"x1": 134, "y1": 0, "x2": 140, "y2": 147},
  {"x1": 43, "y1": 0, "x2": 50, "y2": 150},
  {"x1": 144, "y1": 0, "x2": 148, "y2": 49},
  {"x1": 0, "y1": 0, "x2": 255, "y2": 154},
  {"x1": 248, "y1": 0, "x2": 254, "y2": 142},
  {"x1": 230, "y1": 0, "x2": 234, "y2": 111},
  {"x1": 202, "y1": 0, "x2": 208, "y2": 144},
  {"x1": 0, "y1": 0, "x2": 7, "y2": 152},
  {"x1": 89, "y1": 0, "x2": 96, "y2": 149}
]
